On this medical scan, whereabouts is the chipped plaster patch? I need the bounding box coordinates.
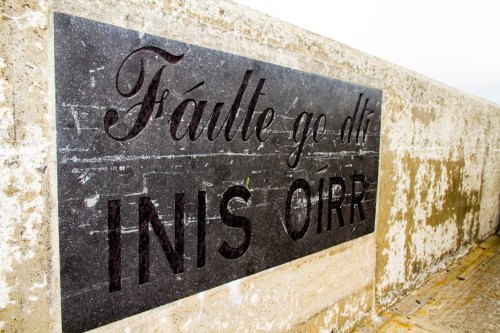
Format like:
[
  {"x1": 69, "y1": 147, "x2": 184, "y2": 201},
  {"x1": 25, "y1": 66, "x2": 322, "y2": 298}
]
[
  {"x1": 0, "y1": 106, "x2": 14, "y2": 144},
  {"x1": 0, "y1": 278, "x2": 14, "y2": 310},
  {"x1": 462, "y1": 211, "x2": 475, "y2": 243},
  {"x1": 5, "y1": 9, "x2": 47, "y2": 30},
  {"x1": 292, "y1": 285, "x2": 372, "y2": 333},
  {"x1": 228, "y1": 279, "x2": 242, "y2": 306},
  {"x1": 376, "y1": 220, "x2": 407, "y2": 305},
  {"x1": 411, "y1": 161, "x2": 450, "y2": 223},
  {"x1": 319, "y1": 304, "x2": 339, "y2": 333},
  {"x1": 0, "y1": 152, "x2": 46, "y2": 319},
  {"x1": 411, "y1": 217, "x2": 458, "y2": 264},
  {"x1": 338, "y1": 292, "x2": 369, "y2": 332},
  {"x1": 0, "y1": 78, "x2": 8, "y2": 104},
  {"x1": 389, "y1": 155, "x2": 410, "y2": 219},
  {"x1": 85, "y1": 193, "x2": 100, "y2": 207},
  {"x1": 380, "y1": 220, "x2": 407, "y2": 288},
  {"x1": 0, "y1": 171, "x2": 20, "y2": 312}
]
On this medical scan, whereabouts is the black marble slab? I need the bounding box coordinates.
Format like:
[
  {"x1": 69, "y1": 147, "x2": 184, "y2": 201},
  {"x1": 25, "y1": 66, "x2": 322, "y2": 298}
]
[{"x1": 54, "y1": 12, "x2": 382, "y2": 332}]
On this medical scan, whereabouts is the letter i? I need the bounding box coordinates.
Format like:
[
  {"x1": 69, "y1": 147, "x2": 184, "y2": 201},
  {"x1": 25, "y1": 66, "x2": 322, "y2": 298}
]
[
  {"x1": 317, "y1": 178, "x2": 324, "y2": 233},
  {"x1": 197, "y1": 191, "x2": 206, "y2": 268},
  {"x1": 108, "y1": 200, "x2": 121, "y2": 292}
]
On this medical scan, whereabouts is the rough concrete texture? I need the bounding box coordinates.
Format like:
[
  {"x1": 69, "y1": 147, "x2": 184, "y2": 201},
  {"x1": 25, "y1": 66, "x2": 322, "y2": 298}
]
[
  {"x1": 363, "y1": 235, "x2": 500, "y2": 332},
  {"x1": 0, "y1": 0, "x2": 499, "y2": 332},
  {"x1": 88, "y1": 236, "x2": 375, "y2": 333}
]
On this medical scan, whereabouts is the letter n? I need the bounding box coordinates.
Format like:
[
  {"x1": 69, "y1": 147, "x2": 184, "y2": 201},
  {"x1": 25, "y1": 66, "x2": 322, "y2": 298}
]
[{"x1": 139, "y1": 195, "x2": 184, "y2": 284}]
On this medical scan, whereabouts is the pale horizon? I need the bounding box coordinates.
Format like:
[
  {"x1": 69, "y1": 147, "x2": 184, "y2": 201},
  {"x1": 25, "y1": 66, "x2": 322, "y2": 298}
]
[{"x1": 234, "y1": 0, "x2": 500, "y2": 105}]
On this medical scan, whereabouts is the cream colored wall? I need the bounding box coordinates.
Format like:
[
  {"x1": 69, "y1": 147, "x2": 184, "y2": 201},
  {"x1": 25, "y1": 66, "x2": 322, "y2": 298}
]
[{"x1": 0, "y1": 0, "x2": 498, "y2": 332}]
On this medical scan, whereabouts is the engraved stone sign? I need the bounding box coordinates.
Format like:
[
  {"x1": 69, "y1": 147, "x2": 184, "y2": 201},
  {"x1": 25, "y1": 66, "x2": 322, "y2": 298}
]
[{"x1": 55, "y1": 13, "x2": 382, "y2": 332}]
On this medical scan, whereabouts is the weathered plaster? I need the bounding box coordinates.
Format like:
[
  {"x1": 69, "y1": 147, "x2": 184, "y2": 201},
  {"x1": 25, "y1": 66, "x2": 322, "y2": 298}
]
[
  {"x1": 89, "y1": 235, "x2": 375, "y2": 333},
  {"x1": 375, "y1": 82, "x2": 497, "y2": 309},
  {"x1": 285, "y1": 285, "x2": 373, "y2": 333},
  {"x1": 478, "y1": 108, "x2": 500, "y2": 240},
  {"x1": 1, "y1": 1, "x2": 54, "y2": 332},
  {"x1": 0, "y1": 0, "x2": 499, "y2": 332}
]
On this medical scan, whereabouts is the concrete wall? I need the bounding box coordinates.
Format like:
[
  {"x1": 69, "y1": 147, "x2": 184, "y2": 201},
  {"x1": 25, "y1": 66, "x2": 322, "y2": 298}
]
[{"x1": 0, "y1": 0, "x2": 498, "y2": 332}]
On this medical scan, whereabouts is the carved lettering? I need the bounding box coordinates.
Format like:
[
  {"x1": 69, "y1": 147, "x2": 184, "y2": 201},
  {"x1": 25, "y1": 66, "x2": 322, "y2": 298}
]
[{"x1": 55, "y1": 14, "x2": 381, "y2": 332}]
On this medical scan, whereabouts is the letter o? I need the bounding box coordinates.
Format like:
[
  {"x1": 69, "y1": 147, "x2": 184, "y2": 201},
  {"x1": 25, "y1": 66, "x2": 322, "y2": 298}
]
[{"x1": 285, "y1": 178, "x2": 311, "y2": 240}]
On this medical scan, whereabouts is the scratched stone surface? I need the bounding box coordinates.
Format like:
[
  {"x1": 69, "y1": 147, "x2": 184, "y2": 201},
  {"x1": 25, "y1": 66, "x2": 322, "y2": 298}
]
[{"x1": 54, "y1": 13, "x2": 381, "y2": 332}]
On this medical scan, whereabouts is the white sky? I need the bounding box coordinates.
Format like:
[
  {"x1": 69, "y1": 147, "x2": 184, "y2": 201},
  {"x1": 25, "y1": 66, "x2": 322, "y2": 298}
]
[{"x1": 233, "y1": 0, "x2": 500, "y2": 105}]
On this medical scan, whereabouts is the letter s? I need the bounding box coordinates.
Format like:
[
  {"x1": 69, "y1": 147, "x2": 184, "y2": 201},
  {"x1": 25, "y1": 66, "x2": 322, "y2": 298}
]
[{"x1": 218, "y1": 185, "x2": 252, "y2": 259}]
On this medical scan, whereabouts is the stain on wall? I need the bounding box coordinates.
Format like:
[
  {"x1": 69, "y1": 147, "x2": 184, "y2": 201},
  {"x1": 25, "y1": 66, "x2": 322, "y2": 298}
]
[{"x1": 375, "y1": 77, "x2": 498, "y2": 310}]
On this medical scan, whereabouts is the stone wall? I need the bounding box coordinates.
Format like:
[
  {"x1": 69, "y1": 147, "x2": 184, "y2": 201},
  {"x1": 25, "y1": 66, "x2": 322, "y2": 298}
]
[{"x1": 0, "y1": 0, "x2": 498, "y2": 332}]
